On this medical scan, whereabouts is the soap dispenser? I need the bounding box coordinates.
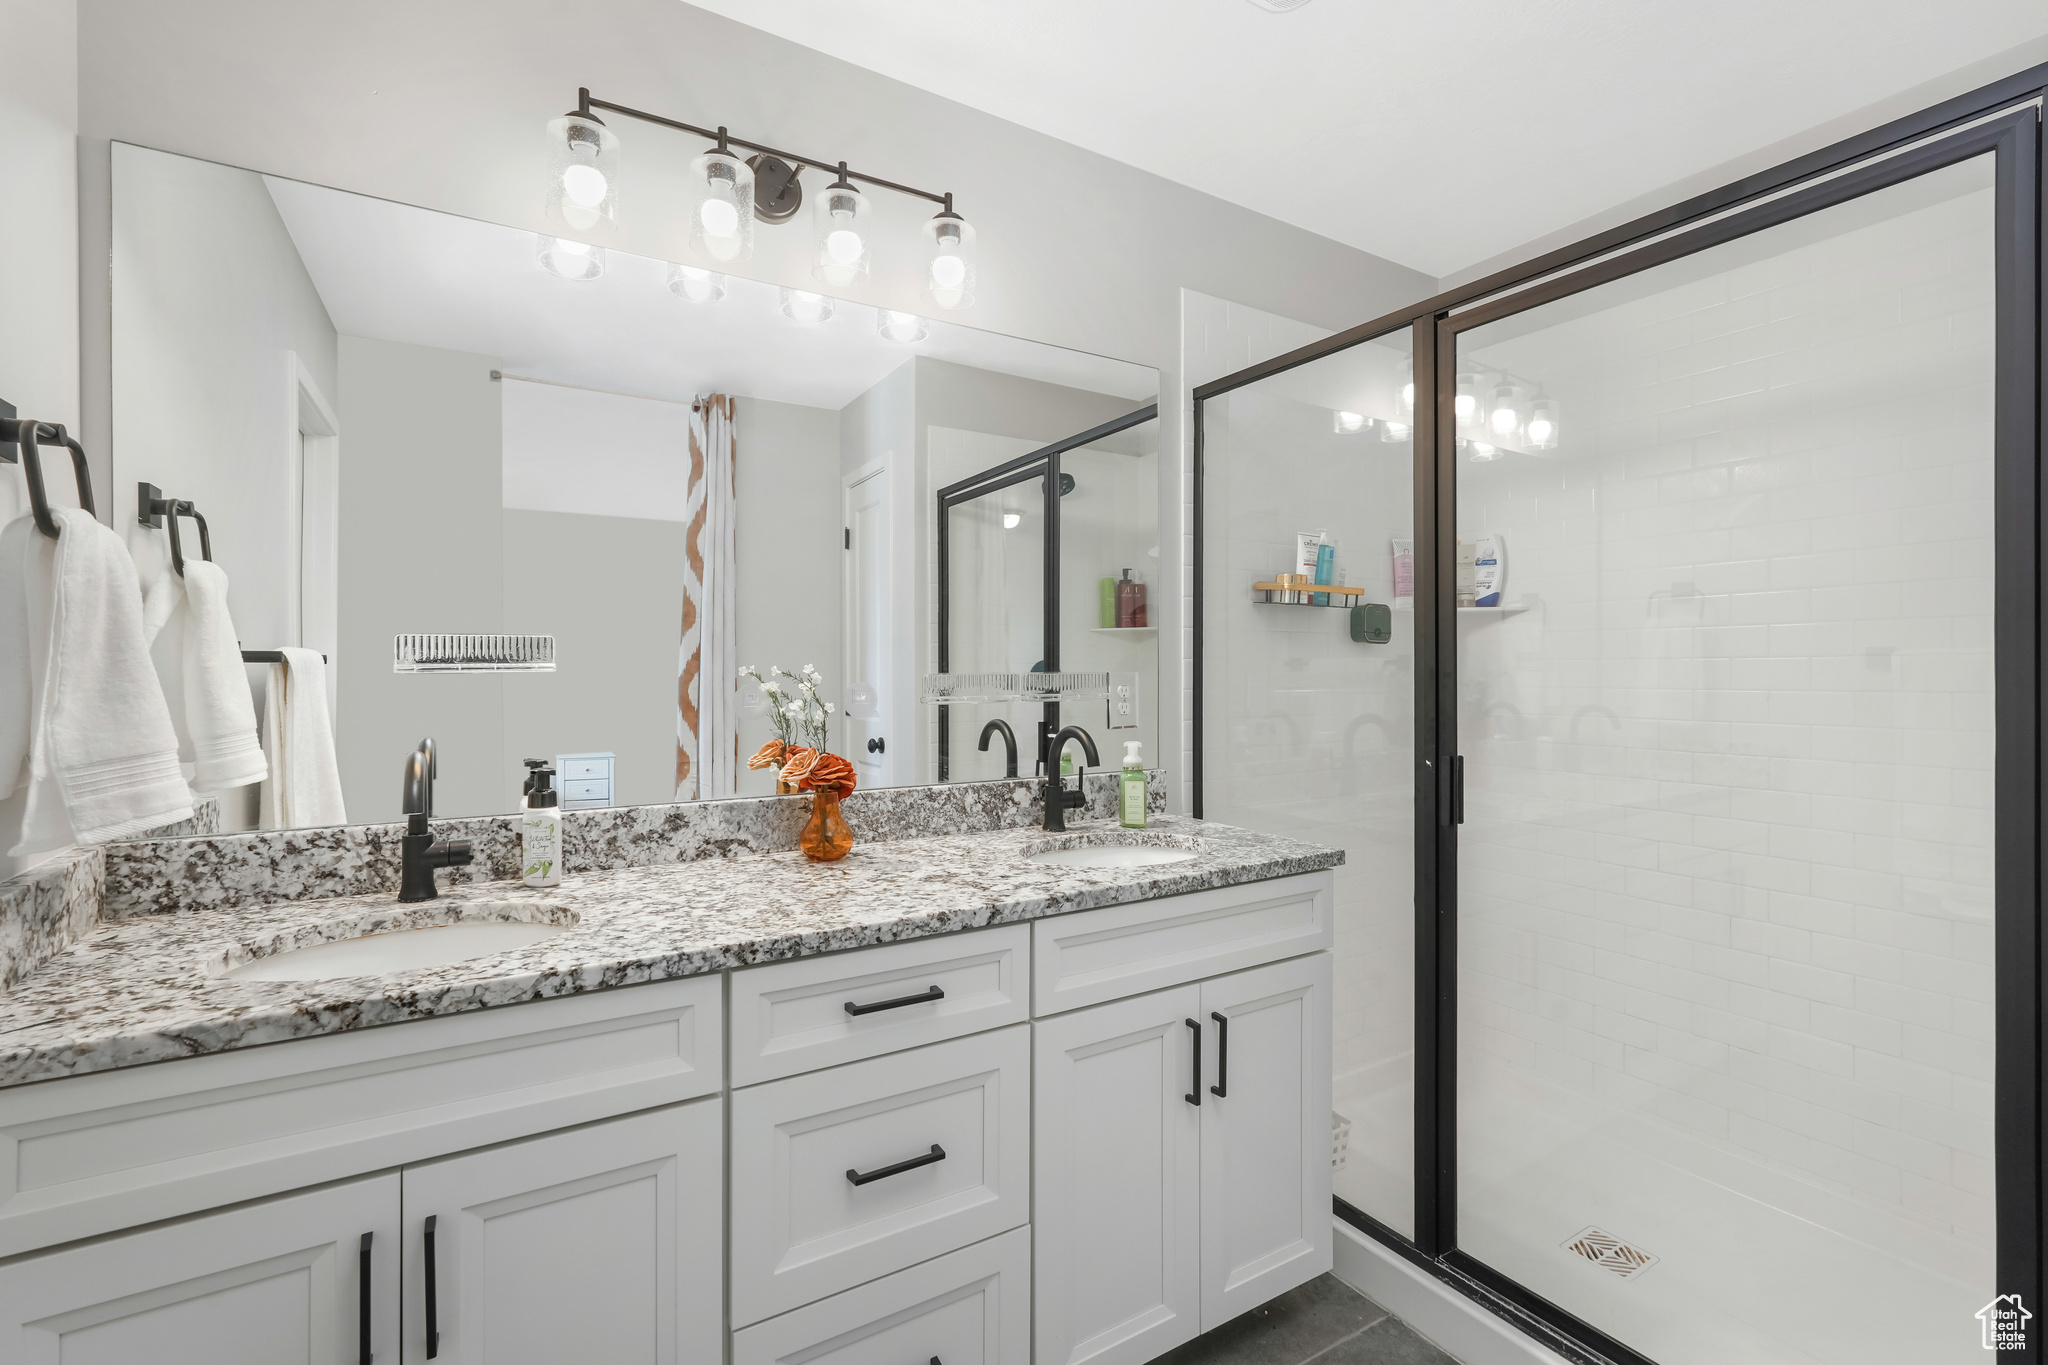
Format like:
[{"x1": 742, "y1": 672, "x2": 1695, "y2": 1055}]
[
  {"x1": 522, "y1": 765, "x2": 562, "y2": 887},
  {"x1": 1119, "y1": 740, "x2": 1147, "y2": 829}
]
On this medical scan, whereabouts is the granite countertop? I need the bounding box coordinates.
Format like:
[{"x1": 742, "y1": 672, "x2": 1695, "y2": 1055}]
[{"x1": 0, "y1": 817, "x2": 1340, "y2": 1088}]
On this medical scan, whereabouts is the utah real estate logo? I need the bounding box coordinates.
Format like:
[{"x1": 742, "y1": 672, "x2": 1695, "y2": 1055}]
[{"x1": 1979, "y1": 1294, "x2": 2031, "y2": 1351}]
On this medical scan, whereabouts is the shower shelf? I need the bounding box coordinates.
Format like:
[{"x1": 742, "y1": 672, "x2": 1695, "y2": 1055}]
[{"x1": 1253, "y1": 581, "x2": 1366, "y2": 607}]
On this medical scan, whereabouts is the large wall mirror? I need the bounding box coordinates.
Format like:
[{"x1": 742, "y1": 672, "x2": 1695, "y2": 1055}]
[{"x1": 110, "y1": 142, "x2": 1159, "y2": 832}]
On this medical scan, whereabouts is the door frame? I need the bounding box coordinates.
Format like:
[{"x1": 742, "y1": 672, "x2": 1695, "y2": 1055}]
[
  {"x1": 1192, "y1": 82, "x2": 2046, "y2": 1365},
  {"x1": 842, "y1": 456, "x2": 895, "y2": 788},
  {"x1": 285, "y1": 351, "x2": 340, "y2": 725}
]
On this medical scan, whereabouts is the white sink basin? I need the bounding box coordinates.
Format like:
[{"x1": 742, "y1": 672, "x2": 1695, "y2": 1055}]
[
  {"x1": 1024, "y1": 833, "x2": 1202, "y2": 869},
  {"x1": 223, "y1": 906, "x2": 573, "y2": 982}
]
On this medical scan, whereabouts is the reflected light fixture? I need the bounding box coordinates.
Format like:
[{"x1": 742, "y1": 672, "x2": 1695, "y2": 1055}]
[
  {"x1": 780, "y1": 288, "x2": 834, "y2": 324},
  {"x1": 536, "y1": 234, "x2": 604, "y2": 281},
  {"x1": 667, "y1": 263, "x2": 726, "y2": 303},
  {"x1": 1003, "y1": 511, "x2": 1022, "y2": 529},
  {"x1": 877, "y1": 309, "x2": 928, "y2": 343},
  {"x1": 543, "y1": 87, "x2": 978, "y2": 305},
  {"x1": 1488, "y1": 383, "x2": 1521, "y2": 438},
  {"x1": 1468, "y1": 440, "x2": 1501, "y2": 461},
  {"x1": 1380, "y1": 420, "x2": 1410, "y2": 444},
  {"x1": 1526, "y1": 396, "x2": 1560, "y2": 450},
  {"x1": 1333, "y1": 411, "x2": 1367, "y2": 434},
  {"x1": 1454, "y1": 372, "x2": 1482, "y2": 426},
  {"x1": 1400, "y1": 356, "x2": 1415, "y2": 415}
]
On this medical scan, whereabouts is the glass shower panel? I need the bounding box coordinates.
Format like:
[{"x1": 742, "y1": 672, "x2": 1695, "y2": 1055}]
[
  {"x1": 1203, "y1": 333, "x2": 1416, "y2": 1236},
  {"x1": 942, "y1": 473, "x2": 1045, "y2": 781},
  {"x1": 1453, "y1": 154, "x2": 1996, "y2": 1365},
  {"x1": 1059, "y1": 416, "x2": 1162, "y2": 777}
]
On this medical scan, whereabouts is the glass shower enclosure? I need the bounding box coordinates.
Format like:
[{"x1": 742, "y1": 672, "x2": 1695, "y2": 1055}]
[{"x1": 1197, "y1": 97, "x2": 2040, "y2": 1365}]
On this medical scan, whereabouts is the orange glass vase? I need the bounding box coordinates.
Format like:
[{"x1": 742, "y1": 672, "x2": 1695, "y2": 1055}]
[{"x1": 799, "y1": 791, "x2": 854, "y2": 861}]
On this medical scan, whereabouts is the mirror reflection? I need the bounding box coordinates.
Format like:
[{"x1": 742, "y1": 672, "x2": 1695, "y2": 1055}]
[{"x1": 110, "y1": 142, "x2": 1158, "y2": 833}]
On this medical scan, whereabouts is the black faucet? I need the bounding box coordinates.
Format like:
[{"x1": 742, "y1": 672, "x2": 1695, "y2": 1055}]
[
  {"x1": 978, "y1": 718, "x2": 1019, "y2": 778},
  {"x1": 1042, "y1": 725, "x2": 1100, "y2": 832},
  {"x1": 399, "y1": 739, "x2": 472, "y2": 902}
]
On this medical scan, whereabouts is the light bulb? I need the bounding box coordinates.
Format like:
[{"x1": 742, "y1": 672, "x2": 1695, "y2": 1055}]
[
  {"x1": 1401, "y1": 381, "x2": 1415, "y2": 413},
  {"x1": 699, "y1": 189, "x2": 739, "y2": 239},
  {"x1": 1454, "y1": 392, "x2": 1476, "y2": 422},
  {"x1": 826, "y1": 221, "x2": 864, "y2": 266},
  {"x1": 1526, "y1": 396, "x2": 1559, "y2": 450},
  {"x1": 931, "y1": 253, "x2": 967, "y2": 289},
  {"x1": 561, "y1": 163, "x2": 607, "y2": 209},
  {"x1": 1002, "y1": 512, "x2": 1022, "y2": 530},
  {"x1": 1333, "y1": 411, "x2": 1366, "y2": 434},
  {"x1": 1526, "y1": 417, "x2": 1554, "y2": 445}
]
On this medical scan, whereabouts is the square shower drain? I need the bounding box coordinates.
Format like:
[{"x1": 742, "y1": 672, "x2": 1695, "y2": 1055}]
[{"x1": 1563, "y1": 1227, "x2": 1658, "y2": 1280}]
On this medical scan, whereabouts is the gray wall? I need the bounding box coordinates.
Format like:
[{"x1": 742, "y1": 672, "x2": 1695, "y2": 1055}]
[{"x1": 336, "y1": 336, "x2": 504, "y2": 823}]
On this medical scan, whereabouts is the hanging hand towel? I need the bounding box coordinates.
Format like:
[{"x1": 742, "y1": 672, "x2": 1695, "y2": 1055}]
[
  {"x1": 260, "y1": 648, "x2": 346, "y2": 829},
  {"x1": 170, "y1": 560, "x2": 268, "y2": 790},
  {"x1": 0, "y1": 508, "x2": 192, "y2": 854}
]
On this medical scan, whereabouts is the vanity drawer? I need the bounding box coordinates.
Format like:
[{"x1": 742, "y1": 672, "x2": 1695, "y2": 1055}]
[
  {"x1": 0, "y1": 975, "x2": 721, "y2": 1258},
  {"x1": 730, "y1": 925, "x2": 1029, "y2": 1086},
  {"x1": 1032, "y1": 871, "x2": 1333, "y2": 1015},
  {"x1": 732, "y1": 1225, "x2": 1030, "y2": 1365},
  {"x1": 730, "y1": 1024, "x2": 1030, "y2": 1326}
]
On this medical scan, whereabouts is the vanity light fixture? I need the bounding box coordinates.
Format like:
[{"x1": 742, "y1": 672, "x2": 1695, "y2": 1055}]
[
  {"x1": 536, "y1": 234, "x2": 605, "y2": 281},
  {"x1": 877, "y1": 309, "x2": 928, "y2": 343},
  {"x1": 546, "y1": 87, "x2": 977, "y2": 307},
  {"x1": 781, "y1": 288, "x2": 834, "y2": 324},
  {"x1": 668, "y1": 263, "x2": 726, "y2": 303},
  {"x1": 1333, "y1": 410, "x2": 1367, "y2": 434}
]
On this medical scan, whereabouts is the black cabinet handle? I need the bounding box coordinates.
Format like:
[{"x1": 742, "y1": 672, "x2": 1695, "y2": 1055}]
[
  {"x1": 1185, "y1": 1018, "x2": 1201, "y2": 1106},
  {"x1": 847, "y1": 1144, "x2": 946, "y2": 1186},
  {"x1": 1210, "y1": 1011, "x2": 1229, "y2": 1098},
  {"x1": 358, "y1": 1231, "x2": 373, "y2": 1365},
  {"x1": 423, "y1": 1215, "x2": 440, "y2": 1359},
  {"x1": 845, "y1": 985, "x2": 945, "y2": 1016}
]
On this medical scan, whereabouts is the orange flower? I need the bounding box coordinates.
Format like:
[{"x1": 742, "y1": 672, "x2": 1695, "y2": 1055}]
[
  {"x1": 803, "y1": 751, "x2": 857, "y2": 799},
  {"x1": 779, "y1": 746, "x2": 819, "y2": 785},
  {"x1": 747, "y1": 738, "x2": 788, "y2": 771}
]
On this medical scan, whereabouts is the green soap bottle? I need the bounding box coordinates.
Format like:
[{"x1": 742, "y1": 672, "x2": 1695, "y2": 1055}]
[
  {"x1": 1100, "y1": 576, "x2": 1117, "y2": 628},
  {"x1": 1119, "y1": 740, "x2": 1147, "y2": 828}
]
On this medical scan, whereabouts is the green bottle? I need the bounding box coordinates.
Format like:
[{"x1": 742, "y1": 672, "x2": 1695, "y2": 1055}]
[
  {"x1": 1119, "y1": 740, "x2": 1147, "y2": 828},
  {"x1": 1099, "y1": 576, "x2": 1117, "y2": 628}
]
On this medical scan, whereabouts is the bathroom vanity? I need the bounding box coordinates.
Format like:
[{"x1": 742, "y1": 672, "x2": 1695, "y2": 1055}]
[{"x1": 0, "y1": 815, "x2": 1337, "y2": 1365}]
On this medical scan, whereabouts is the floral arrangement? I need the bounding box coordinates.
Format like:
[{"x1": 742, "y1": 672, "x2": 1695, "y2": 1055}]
[{"x1": 741, "y1": 664, "x2": 857, "y2": 800}]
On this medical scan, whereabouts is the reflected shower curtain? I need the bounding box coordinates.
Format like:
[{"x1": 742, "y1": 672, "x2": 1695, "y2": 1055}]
[{"x1": 676, "y1": 394, "x2": 738, "y2": 801}]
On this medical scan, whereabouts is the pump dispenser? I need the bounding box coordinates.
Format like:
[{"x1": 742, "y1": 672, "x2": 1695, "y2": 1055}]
[
  {"x1": 522, "y1": 764, "x2": 563, "y2": 886},
  {"x1": 1119, "y1": 740, "x2": 1146, "y2": 828}
]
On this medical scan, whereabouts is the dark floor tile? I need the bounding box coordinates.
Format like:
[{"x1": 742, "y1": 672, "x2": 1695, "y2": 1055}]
[
  {"x1": 1148, "y1": 1274, "x2": 1391, "y2": 1365},
  {"x1": 1312, "y1": 1315, "x2": 1462, "y2": 1365}
]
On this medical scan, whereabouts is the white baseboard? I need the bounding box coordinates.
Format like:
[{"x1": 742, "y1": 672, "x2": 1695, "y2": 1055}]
[{"x1": 1330, "y1": 1219, "x2": 1574, "y2": 1365}]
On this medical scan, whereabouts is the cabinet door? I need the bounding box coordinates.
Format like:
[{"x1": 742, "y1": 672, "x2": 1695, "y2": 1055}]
[
  {"x1": 0, "y1": 1172, "x2": 397, "y2": 1365},
  {"x1": 1198, "y1": 952, "x2": 1332, "y2": 1329},
  {"x1": 1033, "y1": 984, "x2": 1201, "y2": 1365},
  {"x1": 401, "y1": 1100, "x2": 721, "y2": 1364}
]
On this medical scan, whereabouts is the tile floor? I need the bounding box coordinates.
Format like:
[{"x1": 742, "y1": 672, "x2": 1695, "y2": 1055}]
[{"x1": 1151, "y1": 1274, "x2": 1462, "y2": 1365}]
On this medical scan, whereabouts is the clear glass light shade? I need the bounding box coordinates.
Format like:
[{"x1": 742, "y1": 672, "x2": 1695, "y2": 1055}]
[
  {"x1": 813, "y1": 182, "x2": 872, "y2": 287},
  {"x1": 923, "y1": 213, "x2": 976, "y2": 310},
  {"x1": 1454, "y1": 372, "x2": 1482, "y2": 427},
  {"x1": 1488, "y1": 383, "x2": 1521, "y2": 438},
  {"x1": 688, "y1": 150, "x2": 754, "y2": 264},
  {"x1": 877, "y1": 308, "x2": 928, "y2": 343},
  {"x1": 1333, "y1": 410, "x2": 1367, "y2": 434},
  {"x1": 667, "y1": 263, "x2": 725, "y2": 303},
  {"x1": 1525, "y1": 396, "x2": 1560, "y2": 450},
  {"x1": 780, "y1": 287, "x2": 835, "y2": 324},
  {"x1": 1380, "y1": 420, "x2": 1411, "y2": 444},
  {"x1": 536, "y1": 234, "x2": 605, "y2": 281},
  {"x1": 544, "y1": 114, "x2": 620, "y2": 234}
]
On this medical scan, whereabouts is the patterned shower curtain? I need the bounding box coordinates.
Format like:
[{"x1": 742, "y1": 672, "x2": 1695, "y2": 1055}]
[{"x1": 677, "y1": 394, "x2": 738, "y2": 801}]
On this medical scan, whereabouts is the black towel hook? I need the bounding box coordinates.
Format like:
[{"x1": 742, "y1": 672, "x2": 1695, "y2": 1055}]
[
  {"x1": 2, "y1": 416, "x2": 96, "y2": 541},
  {"x1": 137, "y1": 484, "x2": 212, "y2": 576}
]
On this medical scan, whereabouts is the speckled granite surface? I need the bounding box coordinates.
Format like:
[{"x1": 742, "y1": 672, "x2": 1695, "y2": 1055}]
[
  {"x1": 102, "y1": 771, "x2": 1167, "y2": 918},
  {"x1": 0, "y1": 816, "x2": 1335, "y2": 1087},
  {"x1": 0, "y1": 847, "x2": 104, "y2": 993}
]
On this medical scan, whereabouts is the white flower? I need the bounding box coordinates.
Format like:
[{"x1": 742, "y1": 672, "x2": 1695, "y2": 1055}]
[
  {"x1": 825, "y1": 702, "x2": 836, "y2": 713},
  {"x1": 762, "y1": 681, "x2": 780, "y2": 695}
]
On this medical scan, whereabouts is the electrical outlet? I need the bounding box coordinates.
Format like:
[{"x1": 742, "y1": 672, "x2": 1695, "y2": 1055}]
[{"x1": 1107, "y1": 672, "x2": 1140, "y2": 730}]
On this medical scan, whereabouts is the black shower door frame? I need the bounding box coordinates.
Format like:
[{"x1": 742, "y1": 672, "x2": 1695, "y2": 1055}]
[{"x1": 1193, "y1": 85, "x2": 2045, "y2": 1365}]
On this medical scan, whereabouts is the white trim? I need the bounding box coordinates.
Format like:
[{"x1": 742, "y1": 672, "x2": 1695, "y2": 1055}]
[
  {"x1": 284, "y1": 352, "x2": 340, "y2": 728},
  {"x1": 1331, "y1": 1219, "x2": 1573, "y2": 1365}
]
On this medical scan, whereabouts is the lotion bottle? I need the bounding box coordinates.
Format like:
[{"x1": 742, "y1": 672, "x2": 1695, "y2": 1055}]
[
  {"x1": 521, "y1": 765, "x2": 562, "y2": 887},
  {"x1": 1119, "y1": 740, "x2": 1147, "y2": 829}
]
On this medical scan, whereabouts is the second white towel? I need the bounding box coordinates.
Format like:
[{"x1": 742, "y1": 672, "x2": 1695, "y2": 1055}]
[{"x1": 142, "y1": 552, "x2": 268, "y2": 792}]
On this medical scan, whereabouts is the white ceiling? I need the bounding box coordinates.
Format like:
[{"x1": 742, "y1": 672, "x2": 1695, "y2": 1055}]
[
  {"x1": 263, "y1": 178, "x2": 1156, "y2": 411},
  {"x1": 681, "y1": 0, "x2": 2048, "y2": 278}
]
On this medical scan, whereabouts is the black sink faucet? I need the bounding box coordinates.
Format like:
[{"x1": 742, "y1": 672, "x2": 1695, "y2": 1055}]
[
  {"x1": 979, "y1": 718, "x2": 1019, "y2": 778},
  {"x1": 399, "y1": 739, "x2": 472, "y2": 902},
  {"x1": 1042, "y1": 725, "x2": 1100, "y2": 833}
]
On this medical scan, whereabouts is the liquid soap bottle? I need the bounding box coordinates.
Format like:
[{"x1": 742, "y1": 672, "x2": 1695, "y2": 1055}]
[
  {"x1": 522, "y1": 765, "x2": 562, "y2": 887},
  {"x1": 1119, "y1": 740, "x2": 1147, "y2": 829}
]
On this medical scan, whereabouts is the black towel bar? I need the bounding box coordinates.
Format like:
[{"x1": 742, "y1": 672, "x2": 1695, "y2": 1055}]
[
  {"x1": 138, "y1": 483, "x2": 212, "y2": 576},
  {"x1": 1, "y1": 406, "x2": 97, "y2": 541},
  {"x1": 241, "y1": 650, "x2": 328, "y2": 664}
]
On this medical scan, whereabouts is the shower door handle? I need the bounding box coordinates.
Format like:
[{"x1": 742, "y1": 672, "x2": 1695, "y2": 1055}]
[{"x1": 1452, "y1": 756, "x2": 1464, "y2": 824}]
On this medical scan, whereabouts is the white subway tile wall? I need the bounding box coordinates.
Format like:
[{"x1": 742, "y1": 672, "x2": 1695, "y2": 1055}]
[{"x1": 1455, "y1": 152, "x2": 1996, "y2": 1309}]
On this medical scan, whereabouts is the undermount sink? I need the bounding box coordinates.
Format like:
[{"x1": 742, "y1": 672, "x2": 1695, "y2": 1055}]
[
  {"x1": 1024, "y1": 831, "x2": 1203, "y2": 869},
  {"x1": 218, "y1": 902, "x2": 576, "y2": 982}
]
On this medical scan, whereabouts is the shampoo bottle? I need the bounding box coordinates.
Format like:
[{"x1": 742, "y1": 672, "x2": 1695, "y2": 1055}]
[
  {"x1": 1119, "y1": 740, "x2": 1146, "y2": 829},
  {"x1": 522, "y1": 765, "x2": 562, "y2": 887},
  {"x1": 1100, "y1": 576, "x2": 1117, "y2": 628}
]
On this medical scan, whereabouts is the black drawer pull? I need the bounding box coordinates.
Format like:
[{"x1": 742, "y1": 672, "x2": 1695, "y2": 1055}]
[
  {"x1": 845, "y1": 985, "x2": 945, "y2": 1016},
  {"x1": 424, "y1": 1215, "x2": 440, "y2": 1359},
  {"x1": 1210, "y1": 1011, "x2": 1229, "y2": 1098},
  {"x1": 358, "y1": 1231, "x2": 373, "y2": 1365},
  {"x1": 1185, "y1": 1018, "x2": 1201, "y2": 1106},
  {"x1": 847, "y1": 1144, "x2": 946, "y2": 1186}
]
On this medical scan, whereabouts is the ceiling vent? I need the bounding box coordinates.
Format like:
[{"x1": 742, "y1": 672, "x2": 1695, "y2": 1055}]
[{"x1": 1245, "y1": 0, "x2": 1315, "y2": 9}]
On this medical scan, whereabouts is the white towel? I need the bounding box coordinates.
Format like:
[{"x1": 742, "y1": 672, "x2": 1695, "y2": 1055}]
[
  {"x1": 171, "y1": 560, "x2": 267, "y2": 790},
  {"x1": 0, "y1": 508, "x2": 192, "y2": 853},
  {"x1": 260, "y1": 648, "x2": 346, "y2": 828}
]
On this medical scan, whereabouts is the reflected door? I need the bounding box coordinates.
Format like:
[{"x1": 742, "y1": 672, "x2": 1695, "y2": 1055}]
[
  {"x1": 844, "y1": 467, "x2": 893, "y2": 787},
  {"x1": 1451, "y1": 152, "x2": 2000, "y2": 1365},
  {"x1": 940, "y1": 471, "x2": 1046, "y2": 781}
]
